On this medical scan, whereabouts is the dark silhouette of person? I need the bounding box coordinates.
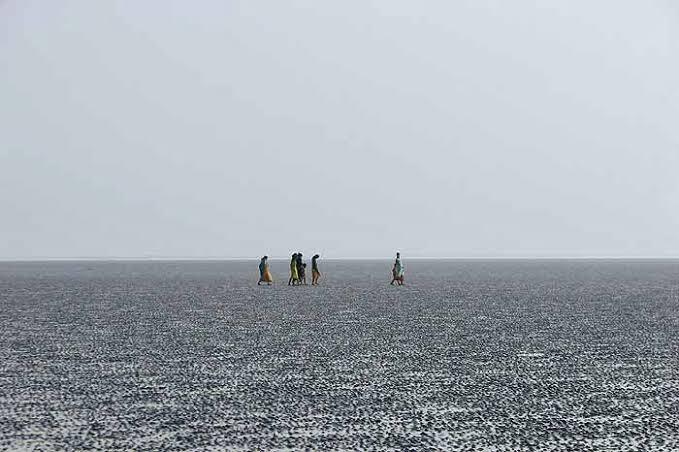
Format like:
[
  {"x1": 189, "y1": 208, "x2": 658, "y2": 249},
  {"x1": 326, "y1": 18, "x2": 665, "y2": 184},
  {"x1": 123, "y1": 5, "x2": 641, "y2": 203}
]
[
  {"x1": 311, "y1": 254, "x2": 321, "y2": 285},
  {"x1": 299, "y1": 263, "x2": 307, "y2": 285},
  {"x1": 296, "y1": 253, "x2": 304, "y2": 285},
  {"x1": 390, "y1": 252, "x2": 404, "y2": 285}
]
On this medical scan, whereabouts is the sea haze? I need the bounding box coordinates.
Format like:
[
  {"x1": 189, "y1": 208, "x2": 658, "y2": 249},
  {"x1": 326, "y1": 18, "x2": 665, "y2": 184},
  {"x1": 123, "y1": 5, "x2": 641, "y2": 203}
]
[{"x1": 1, "y1": 260, "x2": 678, "y2": 450}]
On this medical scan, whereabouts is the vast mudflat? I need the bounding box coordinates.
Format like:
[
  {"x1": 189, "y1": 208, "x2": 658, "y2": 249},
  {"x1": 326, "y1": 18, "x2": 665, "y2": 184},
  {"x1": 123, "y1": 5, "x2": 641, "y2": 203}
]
[{"x1": 1, "y1": 260, "x2": 678, "y2": 451}]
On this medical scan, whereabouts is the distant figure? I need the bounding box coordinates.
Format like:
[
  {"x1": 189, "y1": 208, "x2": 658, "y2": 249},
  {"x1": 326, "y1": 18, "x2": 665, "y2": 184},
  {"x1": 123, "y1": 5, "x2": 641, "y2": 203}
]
[
  {"x1": 299, "y1": 263, "x2": 308, "y2": 285},
  {"x1": 288, "y1": 253, "x2": 299, "y2": 285},
  {"x1": 311, "y1": 254, "x2": 321, "y2": 285},
  {"x1": 296, "y1": 252, "x2": 304, "y2": 285},
  {"x1": 390, "y1": 252, "x2": 405, "y2": 285},
  {"x1": 258, "y1": 256, "x2": 273, "y2": 285}
]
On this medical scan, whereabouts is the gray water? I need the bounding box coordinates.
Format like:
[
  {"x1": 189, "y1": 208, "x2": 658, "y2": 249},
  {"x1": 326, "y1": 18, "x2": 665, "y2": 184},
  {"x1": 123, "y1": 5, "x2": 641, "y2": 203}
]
[{"x1": 1, "y1": 260, "x2": 678, "y2": 450}]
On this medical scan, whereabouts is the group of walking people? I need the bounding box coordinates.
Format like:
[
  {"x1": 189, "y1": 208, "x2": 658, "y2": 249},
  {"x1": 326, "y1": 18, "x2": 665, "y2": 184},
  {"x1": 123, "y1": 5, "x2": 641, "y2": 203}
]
[
  {"x1": 258, "y1": 252, "x2": 405, "y2": 286},
  {"x1": 288, "y1": 253, "x2": 321, "y2": 286},
  {"x1": 257, "y1": 253, "x2": 321, "y2": 286}
]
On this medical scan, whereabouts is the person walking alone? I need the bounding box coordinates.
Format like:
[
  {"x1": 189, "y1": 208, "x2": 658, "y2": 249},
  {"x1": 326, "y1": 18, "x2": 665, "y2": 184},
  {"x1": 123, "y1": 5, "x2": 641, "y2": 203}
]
[
  {"x1": 258, "y1": 256, "x2": 273, "y2": 285},
  {"x1": 390, "y1": 252, "x2": 405, "y2": 285},
  {"x1": 311, "y1": 254, "x2": 321, "y2": 285}
]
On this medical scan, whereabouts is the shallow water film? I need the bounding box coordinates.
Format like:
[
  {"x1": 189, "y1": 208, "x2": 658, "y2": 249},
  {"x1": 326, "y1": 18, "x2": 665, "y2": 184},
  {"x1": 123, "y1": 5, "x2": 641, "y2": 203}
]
[{"x1": 1, "y1": 260, "x2": 678, "y2": 451}]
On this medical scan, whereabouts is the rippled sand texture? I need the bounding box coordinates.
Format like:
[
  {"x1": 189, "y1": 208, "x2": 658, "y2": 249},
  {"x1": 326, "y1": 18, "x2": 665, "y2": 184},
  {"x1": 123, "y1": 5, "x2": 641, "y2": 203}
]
[{"x1": 1, "y1": 260, "x2": 678, "y2": 451}]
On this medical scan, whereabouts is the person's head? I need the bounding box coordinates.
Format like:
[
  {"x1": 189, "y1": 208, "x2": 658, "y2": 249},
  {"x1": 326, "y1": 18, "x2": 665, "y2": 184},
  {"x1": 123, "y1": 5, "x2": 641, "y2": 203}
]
[
  {"x1": 396, "y1": 252, "x2": 400, "y2": 258},
  {"x1": 298, "y1": 253, "x2": 303, "y2": 257},
  {"x1": 313, "y1": 254, "x2": 320, "y2": 259},
  {"x1": 292, "y1": 253, "x2": 297, "y2": 258},
  {"x1": 263, "y1": 255, "x2": 268, "y2": 260}
]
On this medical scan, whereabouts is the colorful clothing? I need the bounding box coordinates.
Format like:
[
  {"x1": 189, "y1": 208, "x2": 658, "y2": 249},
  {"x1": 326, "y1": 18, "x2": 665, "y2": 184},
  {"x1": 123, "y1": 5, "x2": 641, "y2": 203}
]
[
  {"x1": 290, "y1": 259, "x2": 299, "y2": 280},
  {"x1": 259, "y1": 259, "x2": 273, "y2": 283},
  {"x1": 263, "y1": 268, "x2": 273, "y2": 282},
  {"x1": 394, "y1": 258, "x2": 404, "y2": 277},
  {"x1": 260, "y1": 262, "x2": 273, "y2": 283}
]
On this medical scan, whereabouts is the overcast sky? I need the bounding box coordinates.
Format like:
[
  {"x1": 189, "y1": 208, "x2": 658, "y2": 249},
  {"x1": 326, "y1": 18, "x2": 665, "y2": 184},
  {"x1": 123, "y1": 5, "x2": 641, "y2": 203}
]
[{"x1": 1, "y1": 1, "x2": 678, "y2": 259}]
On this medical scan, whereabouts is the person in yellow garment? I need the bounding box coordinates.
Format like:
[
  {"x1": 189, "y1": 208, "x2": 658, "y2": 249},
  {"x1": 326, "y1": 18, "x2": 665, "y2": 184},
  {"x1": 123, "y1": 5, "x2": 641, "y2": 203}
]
[
  {"x1": 288, "y1": 253, "x2": 299, "y2": 285},
  {"x1": 257, "y1": 256, "x2": 273, "y2": 285}
]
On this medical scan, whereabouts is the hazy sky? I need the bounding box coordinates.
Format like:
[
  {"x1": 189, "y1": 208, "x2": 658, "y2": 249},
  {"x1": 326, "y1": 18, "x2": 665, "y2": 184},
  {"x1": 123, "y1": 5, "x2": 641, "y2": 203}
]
[{"x1": 2, "y1": 1, "x2": 678, "y2": 259}]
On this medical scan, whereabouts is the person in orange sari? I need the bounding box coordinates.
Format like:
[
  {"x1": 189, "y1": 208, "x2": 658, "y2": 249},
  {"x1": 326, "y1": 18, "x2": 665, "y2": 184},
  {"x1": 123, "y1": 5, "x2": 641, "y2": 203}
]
[{"x1": 258, "y1": 256, "x2": 273, "y2": 285}]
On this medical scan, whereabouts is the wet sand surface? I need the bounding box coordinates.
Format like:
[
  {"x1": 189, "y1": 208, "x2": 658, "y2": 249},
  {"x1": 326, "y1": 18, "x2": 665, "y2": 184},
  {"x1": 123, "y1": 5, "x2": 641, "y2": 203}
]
[{"x1": 1, "y1": 260, "x2": 678, "y2": 451}]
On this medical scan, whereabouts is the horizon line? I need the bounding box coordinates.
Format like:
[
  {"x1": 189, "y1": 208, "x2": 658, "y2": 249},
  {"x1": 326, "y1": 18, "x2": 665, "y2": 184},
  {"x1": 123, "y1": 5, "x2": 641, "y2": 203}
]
[{"x1": 2, "y1": 256, "x2": 679, "y2": 262}]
